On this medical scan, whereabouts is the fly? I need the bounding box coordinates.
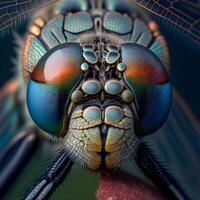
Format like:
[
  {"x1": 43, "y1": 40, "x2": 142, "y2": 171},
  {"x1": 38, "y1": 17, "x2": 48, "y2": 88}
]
[{"x1": 0, "y1": 0, "x2": 200, "y2": 199}]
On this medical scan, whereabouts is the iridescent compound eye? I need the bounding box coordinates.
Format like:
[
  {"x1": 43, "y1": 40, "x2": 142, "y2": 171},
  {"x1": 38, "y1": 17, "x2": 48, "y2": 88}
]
[
  {"x1": 27, "y1": 43, "x2": 83, "y2": 135},
  {"x1": 122, "y1": 43, "x2": 172, "y2": 135}
]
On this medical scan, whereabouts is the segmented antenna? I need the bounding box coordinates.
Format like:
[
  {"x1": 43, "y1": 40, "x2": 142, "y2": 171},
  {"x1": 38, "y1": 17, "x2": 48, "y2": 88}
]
[{"x1": 0, "y1": 0, "x2": 58, "y2": 36}]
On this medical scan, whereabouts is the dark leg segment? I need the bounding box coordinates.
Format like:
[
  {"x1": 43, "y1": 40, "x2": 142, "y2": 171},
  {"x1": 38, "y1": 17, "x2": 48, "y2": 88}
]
[
  {"x1": 136, "y1": 142, "x2": 189, "y2": 200},
  {"x1": 24, "y1": 149, "x2": 73, "y2": 200},
  {"x1": 0, "y1": 128, "x2": 39, "y2": 197}
]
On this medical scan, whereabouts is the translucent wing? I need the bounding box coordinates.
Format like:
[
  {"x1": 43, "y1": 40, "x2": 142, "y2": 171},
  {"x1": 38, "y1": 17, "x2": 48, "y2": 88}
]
[
  {"x1": 0, "y1": 0, "x2": 58, "y2": 35},
  {"x1": 130, "y1": 0, "x2": 200, "y2": 44},
  {"x1": 146, "y1": 90, "x2": 200, "y2": 200},
  {"x1": 0, "y1": 0, "x2": 200, "y2": 44}
]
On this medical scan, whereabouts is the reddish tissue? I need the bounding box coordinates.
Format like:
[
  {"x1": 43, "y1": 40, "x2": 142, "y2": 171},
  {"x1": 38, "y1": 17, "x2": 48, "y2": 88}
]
[{"x1": 96, "y1": 172, "x2": 167, "y2": 200}]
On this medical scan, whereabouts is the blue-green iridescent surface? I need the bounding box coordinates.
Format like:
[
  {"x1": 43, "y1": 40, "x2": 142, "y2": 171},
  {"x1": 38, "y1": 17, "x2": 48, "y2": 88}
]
[
  {"x1": 122, "y1": 44, "x2": 172, "y2": 134},
  {"x1": 0, "y1": 0, "x2": 200, "y2": 199},
  {"x1": 27, "y1": 43, "x2": 83, "y2": 134}
]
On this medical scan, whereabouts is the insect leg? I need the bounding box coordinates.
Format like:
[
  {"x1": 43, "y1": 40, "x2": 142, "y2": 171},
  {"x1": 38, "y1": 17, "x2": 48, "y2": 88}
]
[
  {"x1": 0, "y1": 128, "x2": 40, "y2": 197},
  {"x1": 24, "y1": 148, "x2": 73, "y2": 200},
  {"x1": 135, "y1": 142, "x2": 189, "y2": 200}
]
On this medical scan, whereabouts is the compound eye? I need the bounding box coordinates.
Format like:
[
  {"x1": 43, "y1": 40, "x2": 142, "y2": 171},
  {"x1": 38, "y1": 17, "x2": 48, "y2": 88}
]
[
  {"x1": 32, "y1": 43, "x2": 82, "y2": 85},
  {"x1": 27, "y1": 43, "x2": 83, "y2": 135},
  {"x1": 122, "y1": 43, "x2": 172, "y2": 135}
]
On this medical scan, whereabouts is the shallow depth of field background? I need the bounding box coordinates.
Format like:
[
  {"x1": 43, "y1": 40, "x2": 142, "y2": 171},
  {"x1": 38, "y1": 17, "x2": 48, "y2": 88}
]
[{"x1": 0, "y1": 11, "x2": 200, "y2": 200}]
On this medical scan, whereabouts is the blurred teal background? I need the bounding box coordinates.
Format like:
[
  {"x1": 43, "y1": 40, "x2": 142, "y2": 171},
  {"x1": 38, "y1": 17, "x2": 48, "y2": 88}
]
[{"x1": 0, "y1": 13, "x2": 200, "y2": 200}]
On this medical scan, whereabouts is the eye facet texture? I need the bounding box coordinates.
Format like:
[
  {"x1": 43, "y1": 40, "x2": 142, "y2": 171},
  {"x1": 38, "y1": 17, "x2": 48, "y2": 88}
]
[
  {"x1": 122, "y1": 43, "x2": 172, "y2": 135},
  {"x1": 27, "y1": 43, "x2": 83, "y2": 135}
]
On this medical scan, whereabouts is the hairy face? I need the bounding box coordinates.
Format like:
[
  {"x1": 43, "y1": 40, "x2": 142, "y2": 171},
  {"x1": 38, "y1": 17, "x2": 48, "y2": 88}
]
[
  {"x1": 63, "y1": 99, "x2": 139, "y2": 170},
  {"x1": 59, "y1": 41, "x2": 140, "y2": 170},
  {"x1": 27, "y1": 38, "x2": 171, "y2": 170}
]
